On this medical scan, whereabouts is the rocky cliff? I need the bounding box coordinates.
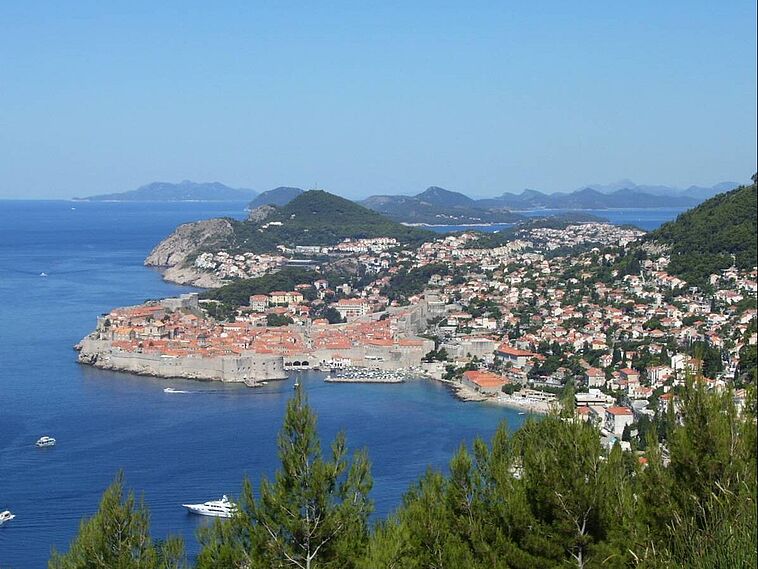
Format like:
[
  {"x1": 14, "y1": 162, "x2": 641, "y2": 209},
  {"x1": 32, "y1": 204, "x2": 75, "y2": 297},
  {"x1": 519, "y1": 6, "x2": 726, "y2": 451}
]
[{"x1": 144, "y1": 218, "x2": 234, "y2": 287}]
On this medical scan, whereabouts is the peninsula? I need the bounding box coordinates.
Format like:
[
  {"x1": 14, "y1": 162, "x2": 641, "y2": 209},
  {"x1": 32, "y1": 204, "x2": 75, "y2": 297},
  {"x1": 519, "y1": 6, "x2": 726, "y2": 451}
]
[{"x1": 76, "y1": 291, "x2": 436, "y2": 384}]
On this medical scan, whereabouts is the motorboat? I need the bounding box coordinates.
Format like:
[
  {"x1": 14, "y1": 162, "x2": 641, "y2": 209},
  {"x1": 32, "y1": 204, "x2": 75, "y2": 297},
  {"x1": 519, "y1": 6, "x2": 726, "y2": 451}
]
[
  {"x1": 40, "y1": 272, "x2": 48, "y2": 277},
  {"x1": 182, "y1": 495, "x2": 237, "y2": 518},
  {"x1": 164, "y1": 387, "x2": 191, "y2": 394},
  {"x1": 0, "y1": 510, "x2": 15, "y2": 525},
  {"x1": 35, "y1": 436, "x2": 56, "y2": 448}
]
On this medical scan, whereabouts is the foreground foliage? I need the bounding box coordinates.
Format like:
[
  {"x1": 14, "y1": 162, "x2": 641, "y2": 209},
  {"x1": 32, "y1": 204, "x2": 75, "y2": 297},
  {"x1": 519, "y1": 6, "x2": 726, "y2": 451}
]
[
  {"x1": 49, "y1": 472, "x2": 187, "y2": 569},
  {"x1": 54, "y1": 382, "x2": 756, "y2": 568},
  {"x1": 196, "y1": 387, "x2": 373, "y2": 569}
]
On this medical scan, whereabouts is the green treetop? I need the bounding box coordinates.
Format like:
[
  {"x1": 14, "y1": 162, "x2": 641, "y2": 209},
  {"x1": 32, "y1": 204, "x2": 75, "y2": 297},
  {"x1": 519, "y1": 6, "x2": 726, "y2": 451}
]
[
  {"x1": 49, "y1": 472, "x2": 186, "y2": 569},
  {"x1": 197, "y1": 386, "x2": 373, "y2": 569}
]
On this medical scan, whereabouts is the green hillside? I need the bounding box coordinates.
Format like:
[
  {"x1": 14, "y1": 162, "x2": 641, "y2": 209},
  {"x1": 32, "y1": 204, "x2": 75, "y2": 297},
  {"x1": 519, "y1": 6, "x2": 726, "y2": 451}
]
[
  {"x1": 230, "y1": 190, "x2": 434, "y2": 253},
  {"x1": 650, "y1": 178, "x2": 757, "y2": 285}
]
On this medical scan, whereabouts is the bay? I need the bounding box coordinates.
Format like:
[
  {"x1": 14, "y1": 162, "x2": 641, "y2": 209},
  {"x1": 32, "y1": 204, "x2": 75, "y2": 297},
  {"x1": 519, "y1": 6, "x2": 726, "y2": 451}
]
[
  {"x1": 423, "y1": 207, "x2": 686, "y2": 234},
  {"x1": 0, "y1": 201, "x2": 524, "y2": 568}
]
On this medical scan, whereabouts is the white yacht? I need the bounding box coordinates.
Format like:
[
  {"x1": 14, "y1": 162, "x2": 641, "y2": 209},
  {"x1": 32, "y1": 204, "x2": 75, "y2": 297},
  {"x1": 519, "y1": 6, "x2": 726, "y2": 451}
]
[
  {"x1": 0, "y1": 510, "x2": 15, "y2": 525},
  {"x1": 182, "y1": 495, "x2": 237, "y2": 518},
  {"x1": 35, "y1": 436, "x2": 56, "y2": 448}
]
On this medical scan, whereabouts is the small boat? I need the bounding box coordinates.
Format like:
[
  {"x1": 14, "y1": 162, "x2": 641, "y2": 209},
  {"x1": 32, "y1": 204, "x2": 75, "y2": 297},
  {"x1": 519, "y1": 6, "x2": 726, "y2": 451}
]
[
  {"x1": 0, "y1": 510, "x2": 15, "y2": 525},
  {"x1": 293, "y1": 379, "x2": 300, "y2": 390},
  {"x1": 182, "y1": 495, "x2": 236, "y2": 518},
  {"x1": 40, "y1": 272, "x2": 48, "y2": 278},
  {"x1": 163, "y1": 387, "x2": 191, "y2": 394},
  {"x1": 35, "y1": 436, "x2": 56, "y2": 448},
  {"x1": 518, "y1": 412, "x2": 526, "y2": 416}
]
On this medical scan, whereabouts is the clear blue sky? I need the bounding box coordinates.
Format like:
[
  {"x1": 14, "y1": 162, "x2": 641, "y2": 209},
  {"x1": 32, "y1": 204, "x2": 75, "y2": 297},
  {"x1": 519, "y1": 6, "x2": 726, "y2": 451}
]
[{"x1": 1, "y1": 1, "x2": 755, "y2": 199}]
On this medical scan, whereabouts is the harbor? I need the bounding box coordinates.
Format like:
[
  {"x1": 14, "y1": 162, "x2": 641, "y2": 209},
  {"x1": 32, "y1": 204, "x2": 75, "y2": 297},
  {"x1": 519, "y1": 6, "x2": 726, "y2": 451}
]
[{"x1": 324, "y1": 367, "x2": 411, "y2": 384}]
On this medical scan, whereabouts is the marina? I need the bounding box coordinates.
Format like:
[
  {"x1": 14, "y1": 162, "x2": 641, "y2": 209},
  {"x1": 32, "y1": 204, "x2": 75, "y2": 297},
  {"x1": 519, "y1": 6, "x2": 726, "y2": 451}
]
[{"x1": 325, "y1": 368, "x2": 411, "y2": 383}]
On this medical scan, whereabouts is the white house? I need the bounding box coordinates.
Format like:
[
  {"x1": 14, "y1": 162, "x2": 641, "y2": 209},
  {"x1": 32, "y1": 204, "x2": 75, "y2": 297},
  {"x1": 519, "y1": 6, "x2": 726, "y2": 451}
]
[{"x1": 604, "y1": 406, "x2": 634, "y2": 436}]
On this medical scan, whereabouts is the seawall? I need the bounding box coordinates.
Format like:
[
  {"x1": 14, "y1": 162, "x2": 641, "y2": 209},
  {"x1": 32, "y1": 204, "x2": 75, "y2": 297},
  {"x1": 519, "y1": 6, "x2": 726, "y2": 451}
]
[{"x1": 77, "y1": 338, "x2": 287, "y2": 385}]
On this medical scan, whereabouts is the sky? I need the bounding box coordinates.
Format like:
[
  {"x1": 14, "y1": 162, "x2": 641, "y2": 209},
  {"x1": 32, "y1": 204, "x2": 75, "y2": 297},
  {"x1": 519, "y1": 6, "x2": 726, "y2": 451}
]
[{"x1": 0, "y1": 1, "x2": 755, "y2": 199}]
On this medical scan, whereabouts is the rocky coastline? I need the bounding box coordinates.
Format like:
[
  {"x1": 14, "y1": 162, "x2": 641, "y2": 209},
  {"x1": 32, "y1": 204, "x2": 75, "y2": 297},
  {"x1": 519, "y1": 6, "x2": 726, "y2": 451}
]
[{"x1": 144, "y1": 218, "x2": 234, "y2": 287}]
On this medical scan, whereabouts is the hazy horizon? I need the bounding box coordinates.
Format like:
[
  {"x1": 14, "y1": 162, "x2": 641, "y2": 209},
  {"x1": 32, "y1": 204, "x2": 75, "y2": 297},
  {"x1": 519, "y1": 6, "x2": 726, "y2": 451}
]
[
  {"x1": 1, "y1": 2, "x2": 755, "y2": 200},
  {"x1": 0, "y1": 176, "x2": 752, "y2": 202}
]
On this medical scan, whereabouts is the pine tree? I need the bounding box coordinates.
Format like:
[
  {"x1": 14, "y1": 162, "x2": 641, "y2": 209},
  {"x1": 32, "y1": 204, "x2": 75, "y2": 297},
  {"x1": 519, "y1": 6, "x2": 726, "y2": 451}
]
[
  {"x1": 197, "y1": 386, "x2": 373, "y2": 569},
  {"x1": 49, "y1": 472, "x2": 186, "y2": 569},
  {"x1": 659, "y1": 380, "x2": 757, "y2": 567}
]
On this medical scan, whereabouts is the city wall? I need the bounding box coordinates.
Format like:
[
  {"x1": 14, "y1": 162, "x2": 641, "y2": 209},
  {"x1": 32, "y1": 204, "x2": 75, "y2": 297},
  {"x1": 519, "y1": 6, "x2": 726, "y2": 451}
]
[{"x1": 77, "y1": 339, "x2": 286, "y2": 385}]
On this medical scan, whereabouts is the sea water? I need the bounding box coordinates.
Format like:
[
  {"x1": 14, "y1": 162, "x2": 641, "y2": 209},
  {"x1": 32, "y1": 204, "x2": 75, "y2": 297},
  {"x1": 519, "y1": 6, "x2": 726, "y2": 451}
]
[
  {"x1": 0, "y1": 201, "x2": 530, "y2": 567},
  {"x1": 0, "y1": 201, "x2": 682, "y2": 566}
]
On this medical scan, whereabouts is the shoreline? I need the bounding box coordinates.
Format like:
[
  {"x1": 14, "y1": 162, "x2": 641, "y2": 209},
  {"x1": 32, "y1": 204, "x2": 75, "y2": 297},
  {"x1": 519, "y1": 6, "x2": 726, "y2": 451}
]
[
  {"x1": 437, "y1": 379, "x2": 551, "y2": 414},
  {"x1": 79, "y1": 351, "x2": 551, "y2": 414}
]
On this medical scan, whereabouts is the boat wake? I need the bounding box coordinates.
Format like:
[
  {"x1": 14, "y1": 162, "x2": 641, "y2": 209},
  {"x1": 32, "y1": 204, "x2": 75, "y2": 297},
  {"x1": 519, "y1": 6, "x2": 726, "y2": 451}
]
[{"x1": 163, "y1": 387, "x2": 195, "y2": 394}]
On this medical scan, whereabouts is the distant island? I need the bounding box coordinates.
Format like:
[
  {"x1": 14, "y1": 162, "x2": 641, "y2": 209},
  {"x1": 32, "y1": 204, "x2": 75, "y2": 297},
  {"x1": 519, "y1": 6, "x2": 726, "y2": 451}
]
[
  {"x1": 72, "y1": 178, "x2": 743, "y2": 214},
  {"x1": 241, "y1": 181, "x2": 744, "y2": 225},
  {"x1": 74, "y1": 180, "x2": 257, "y2": 202}
]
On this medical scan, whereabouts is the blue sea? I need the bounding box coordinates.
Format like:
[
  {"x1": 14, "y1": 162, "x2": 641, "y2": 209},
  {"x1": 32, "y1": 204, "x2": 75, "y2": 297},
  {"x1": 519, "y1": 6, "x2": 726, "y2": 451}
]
[
  {"x1": 521, "y1": 207, "x2": 687, "y2": 231},
  {"x1": 0, "y1": 201, "x2": 682, "y2": 567},
  {"x1": 0, "y1": 201, "x2": 513, "y2": 568},
  {"x1": 425, "y1": 207, "x2": 686, "y2": 234}
]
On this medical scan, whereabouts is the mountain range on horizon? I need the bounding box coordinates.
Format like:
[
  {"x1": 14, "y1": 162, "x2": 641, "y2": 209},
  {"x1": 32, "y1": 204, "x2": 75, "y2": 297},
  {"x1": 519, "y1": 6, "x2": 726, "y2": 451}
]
[
  {"x1": 75, "y1": 178, "x2": 743, "y2": 203},
  {"x1": 571, "y1": 179, "x2": 741, "y2": 200},
  {"x1": 75, "y1": 178, "x2": 746, "y2": 225}
]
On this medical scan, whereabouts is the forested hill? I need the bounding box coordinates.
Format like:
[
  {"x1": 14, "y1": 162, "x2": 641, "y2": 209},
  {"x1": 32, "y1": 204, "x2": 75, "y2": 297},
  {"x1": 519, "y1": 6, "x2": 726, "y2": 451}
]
[
  {"x1": 650, "y1": 177, "x2": 757, "y2": 286},
  {"x1": 230, "y1": 190, "x2": 434, "y2": 252}
]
